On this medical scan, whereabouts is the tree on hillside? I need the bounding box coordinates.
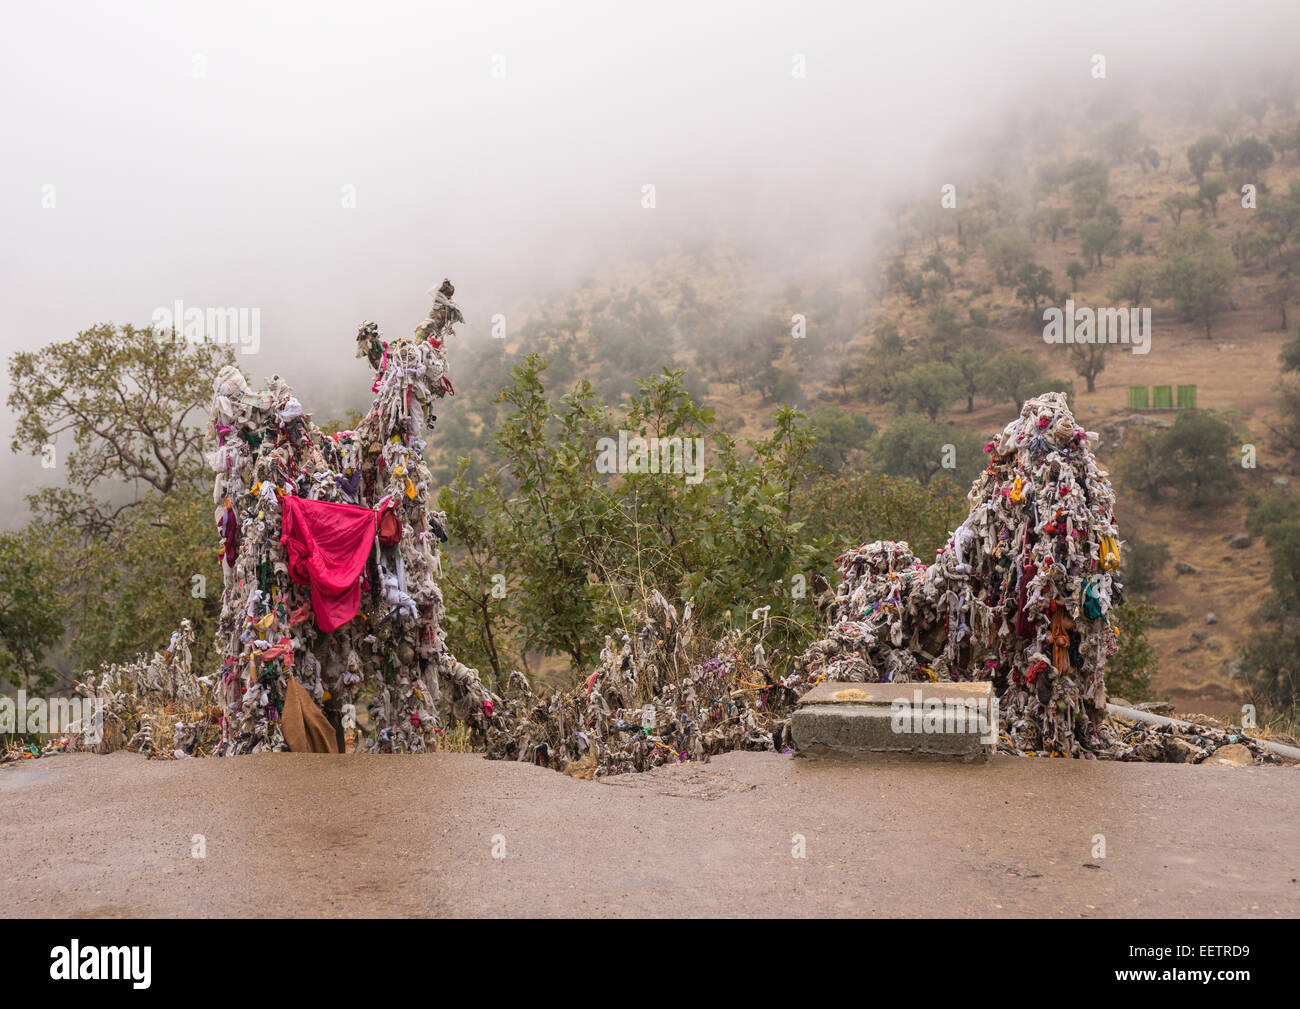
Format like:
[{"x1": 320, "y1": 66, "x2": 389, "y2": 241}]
[
  {"x1": 1079, "y1": 204, "x2": 1124, "y2": 268},
  {"x1": 940, "y1": 310, "x2": 993, "y2": 413},
  {"x1": 1214, "y1": 110, "x2": 1242, "y2": 145},
  {"x1": 872, "y1": 414, "x2": 981, "y2": 486},
  {"x1": 1264, "y1": 276, "x2": 1295, "y2": 330},
  {"x1": 1065, "y1": 260, "x2": 1087, "y2": 292},
  {"x1": 981, "y1": 351, "x2": 1060, "y2": 409},
  {"x1": 1223, "y1": 136, "x2": 1275, "y2": 180},
  {"x1": 1156, "y1": 227, "x2": 1238, "y2": 339},
  {"x1": 1161, "y1": 192, "x2": 1199, "y2": 226},
  {"x1": 1067, "y1": 158, "x2": 1110, "y2": 220},
  {"x1": 1187, "y1": 134, "x2": 1224, "y2": 185},
  {"x1": 917, "y1": 302, "x2": 965, "y2": 362},
  {"x1": 1267, "y1": 123, "x2": 1300, "y2": 161},
  {"x1": 1044, "y1": 206, "x2": 1069, "y2": 242},
  {"x1": 806, "y1": 405, "x2": 877, "y2": 474},
  {"x1": 983, "y1": 227, "x2": 1034, "y2": 285},
  {"x1": 893, "y1": 362, "x2": 961, "y2": 421},
  {"x1": 1118, "y1": 410, "x2": 1238, "y2": 506},
  {"x1": 1197, "y1": 177, "x2": 1228, "y2": 217},
  {"x1": 1258, "y1": 179, "x2": 1300, "y2": 247},
  {"x1": 1069, "y1": 342, "x2": 1107, "y2": 394},
  {"x1": 1107, "y1": 259, "x2": 1155, "y2": 306},
  {"x1": 1099, "y1": 120, "x2": 1143, "y2": 165},
  {"x1": 1014, "y1": 262, "x2": 1059, "y2": 313}
]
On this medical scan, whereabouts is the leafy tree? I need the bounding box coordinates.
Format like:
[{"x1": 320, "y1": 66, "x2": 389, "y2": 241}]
[
  {"x1": 1187, "y1": 134, "x2": 1224, "y2": 185},
  {"x1": 1045, "y1": 206, "x2": 1069, "y2": 242},
  {"x1": 983, "y1": 227, "x2": 1033, "y2": 284},
  {"x1": 65, "y1": 488, "x2": 222, "y2": 672},
  {"x1": 873, "y1": 414, "x2": 983, "y2": 486},
  {"x1": 1065, "y1": 260, "x2": 1087, "y2": 291},
  {"x1": 1121, "y1": 536, "x2": 1171, "y2": 595},
  {"x1": 1069, "y1": 342, "x2": 1107, "y2": 393},
  {"x1": 1079, "y1": 204, "x2": 1124, "y2": 267},
  {"x1": 953, "y1": 344, "x2": 989, "y2": 414},
  {"x1": 488, "y1": 355, "x2": 617, "y2": 670},
  {"x1": 1119, "y1": 410, "x2": 1238, "y2": 505},
  {"x1": 1223, "y1": 136, "x2": 1274, "y2": 179},
  {"x1": 801, "y1": 471, "x2": 966, "y2": 561},
  {"x1": 1067, "y1": 159, "x2": 1110, "y2": 220},
  {"x1": 893, "y1": 362, "x2": 961, "y2": 421},
  {"x1": 1014, "y1": 262, "x2": 1059, "y2": 313},
  {"x1": 6, "y1": 325, "x2": 233, "y2": 675},
  {"x1": 861, "y1": 323, "x2": 909, "y2": 402},
  {"x1": 8, "y1": 324, "x2": 232, "y2": 534},
  {"x1": 438, "y1": 460, "x2": 517, "y2": 687},
  {"x1": 1197, "y1": 177, "x2": 1228, "y2": 217},
  {"x1": 805, "y1": 406, "x2": 876, "y2": 474},
  {"x1": 1107, "y1": 259, "x2": 1155, "y2": 306},
  {"x1": 1268, "y1": 123, "x2": 1300, "y2": 161},
  {"x1": 1258, "y1": 179, "x2": 1300, "y2": 247},
  {"x1": 1263, "y1": 276, "x2": 1295, "y2": 330},
  {"x1": 981, "y1": 351, "x2": 1062, "y2": 408},
  {"x1": 1239, "y1": 493, "x2": 1300, "y2": 725},
  {"x1": 1161, "y1": 192, "x2": 1199, "y2": 226},
  {"x1": 1156, "y1": 227, "x2": 1238, "y2": 339},
  {"x1": 918, "y1": 301, "x2": 965, "y2": 362},
  {"x1": 0, "y1": 529, "x2": 66, "y2": 692},
  {"x1": 1107, "y1": 602, "x2": 1156, "y2": 702}
]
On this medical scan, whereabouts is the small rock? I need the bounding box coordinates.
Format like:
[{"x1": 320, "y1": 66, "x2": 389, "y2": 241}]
[
  {"x1": 1205, "y1": 612, "x2": 1218, "y2": 625},
  {"x1": 1204, "y1": 743, "x2": 1254, "y2": 766},
  {"x1": 1176, "y1": 642, "x2": 1199, "y2": 653},
  {"x1": 1204, "y1": 638, "x2": 1222, "y2": 652},
  {"x1": 1230, "y1": 533, "x2": 1252, "y2": 549},
  {"x1": 1137, "y1": 700, "x2": 1176, "y2": 715},
  {"x1": 1272, "y1": 475, "x2": 1291, "y2": 490},
  {"x1": 1175, "y1": 561, "x2": 1199, "y2": 575},
  {"x1": 1109, "y1": 697, "x2": 1133, "y2": 709},
  {"x1": 1163, "y1": 737, "x2": 1199, "y2": 762},
  {"x1": 1191, "y1": 629, "x2": 1208, "y2": 642}
]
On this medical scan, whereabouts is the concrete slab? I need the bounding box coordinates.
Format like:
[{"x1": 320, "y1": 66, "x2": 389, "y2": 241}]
[{"x1": 793, "y1": 679, "x2": 995, "y2": 762}]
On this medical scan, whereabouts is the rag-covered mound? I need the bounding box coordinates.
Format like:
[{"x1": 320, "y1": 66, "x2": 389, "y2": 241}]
[
  {"x1": 205, "y1": 279, "x2": 501, "y2": 754},
  {"x1": 798, "y1": 392, "x2": 1122, "y2": 756}
]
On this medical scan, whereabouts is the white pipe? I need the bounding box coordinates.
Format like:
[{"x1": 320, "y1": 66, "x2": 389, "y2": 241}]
[{"x1": 1106, "y1": 702, "x2": 1300, "y2": 762}]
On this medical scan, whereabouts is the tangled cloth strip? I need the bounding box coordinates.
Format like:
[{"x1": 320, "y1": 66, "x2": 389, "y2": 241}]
[
  {"x1": 485, "y1": 591, "x2": 795, "y2": 776},
  {"x1": 206, "y1": 279, "x2": 502, "y2": 754}
]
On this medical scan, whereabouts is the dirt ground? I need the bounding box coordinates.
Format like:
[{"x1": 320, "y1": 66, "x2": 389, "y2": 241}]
[{"x1": 2, "y1": 750, "x2": 1296, "y2": 918}]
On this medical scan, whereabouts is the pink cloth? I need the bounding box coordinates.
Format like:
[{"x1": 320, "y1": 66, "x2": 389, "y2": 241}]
[{"x1": 280, "y1": 496, "x2": 377, "y2": 632}]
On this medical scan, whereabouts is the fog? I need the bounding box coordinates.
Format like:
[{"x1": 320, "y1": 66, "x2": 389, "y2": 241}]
[{"x1": 2, "y1": 0, "x2": 1298, "y2": 512}]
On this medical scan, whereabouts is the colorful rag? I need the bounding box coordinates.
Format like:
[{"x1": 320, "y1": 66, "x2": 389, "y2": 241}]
[{"x1": 280, "y1": 496, "x2": 377, "y2": 632}]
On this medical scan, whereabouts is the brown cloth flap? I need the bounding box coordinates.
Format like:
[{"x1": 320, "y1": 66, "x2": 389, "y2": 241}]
[{"x1": 281, "y1": 676, "x2": 340, "y2": 754}]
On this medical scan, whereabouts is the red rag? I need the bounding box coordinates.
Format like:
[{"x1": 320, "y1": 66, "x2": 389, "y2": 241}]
[{"x1": 280, "y1": 496, "x2": 377, "y2": 632}]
